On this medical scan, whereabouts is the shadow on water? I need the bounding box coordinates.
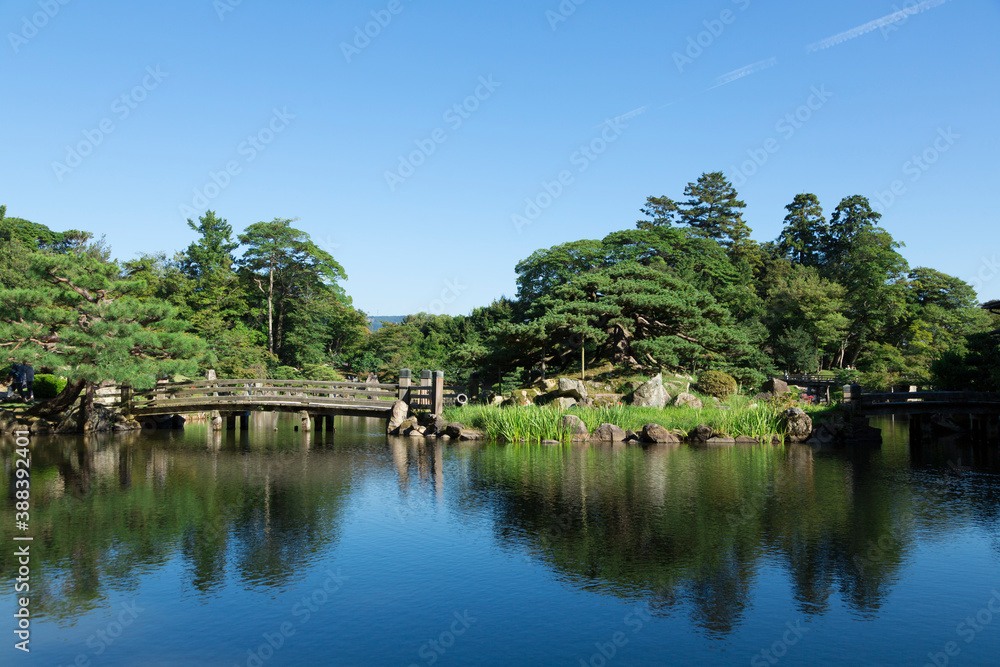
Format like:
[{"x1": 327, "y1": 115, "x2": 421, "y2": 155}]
[
  {"x1": 0, "y1": 418, "x2": 361, "y2": 620},
  {"x1": 2, "y1": 414, "x2": 999, "y2": 639}
]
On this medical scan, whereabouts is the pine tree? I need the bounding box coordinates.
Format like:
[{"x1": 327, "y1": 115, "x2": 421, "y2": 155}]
[
  {"x1": 0, "y1": 249, "x2": 205, "y2": 424},
  {"x1": 778, "y1": 193, "x2": 826, "y2": 265},
  {"x1": 678, "y1": 172, "x2": 752, "y2": 249}
]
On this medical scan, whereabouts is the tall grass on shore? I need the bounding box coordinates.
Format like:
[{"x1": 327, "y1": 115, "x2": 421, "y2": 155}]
[{"x1": 442, "y1": 396, "x2": 821, "y2": 444}]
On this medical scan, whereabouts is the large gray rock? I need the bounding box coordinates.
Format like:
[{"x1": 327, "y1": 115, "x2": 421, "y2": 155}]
[
  {"x1": 552, "y1": 397, "x2": 578, "y2": 410},
  {"x1": 508, "y1": 388, "x2": 543, "y2": 406},
  {"x1": 673, "y1": 393, "x2": 703, "y2": 409},
  {"x1": 782, "y1": 407, "x2": 813, "y2": 442},
  {"x1": 693, "y1": 424, "x2": 713, "y2": 442},
  {"x1": 592, "y1": 423, "x2": 627, "y2": 442},
  {"x1": 641, "y1": 423, "x2": 680, "y2": 443},
  {"x1": 632, "y1": 374, "x2": 670, "y2": 408},
  {"x1": 559, "y1": 414, "x2": 589, "y2": 440},
  {"x1": 445, "y1": 422, "x2": 466, "y2": 439},
  {"x1": 387, "y1": 400, "x2": 410, "y2": 434},
  {"x1": 763, "y1": 378, "x2": 790, "y2": 395},
  {"x1": 459, "y1": 429, "x2": 485, "y2": 441},
  {"x1": 557, "y1": 378, "x2": 588, "y2": 400}
]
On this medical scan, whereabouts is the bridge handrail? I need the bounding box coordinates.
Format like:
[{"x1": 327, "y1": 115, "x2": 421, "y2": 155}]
[
  {"x1": 860, "y1": 391, "x2": 1000, "y2": 404},
  {"x1": 119, "y1": 369, "x2": 447, "y2": 417}
]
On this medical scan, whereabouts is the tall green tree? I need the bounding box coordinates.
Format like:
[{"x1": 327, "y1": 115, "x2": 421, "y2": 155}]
[
  {"x1": 778, "y1": 194, "x2": 827, "y2": 266},
  {"x1": 822, "y1": 195, "x2": 883, "y2": 270},
  {"x1": 636, "y1": 195, "x2": 679, "y2": 230},
  {"x1": 0, "y1": 248, "x2": 205, "y2": 423},
  {"x1": 237, "y1": 218, "x2": 347, "y2": 358},
  {"x1": 678, "y1": 172, "x2": 752, "y2": 250}
]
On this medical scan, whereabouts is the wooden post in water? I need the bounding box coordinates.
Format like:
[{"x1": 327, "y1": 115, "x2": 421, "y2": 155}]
[
  {"x1": 420, "y1": 370, "x2": 432, "y2": 411},
  {"x1": 398, "y1": 369, "x2": 412, "y2": 406},
  {"x1": 432, "y1": 371, "x2": 444, "y2": 415},
  {"x1": 239, "y1": 412, "x2": 249, "y2": 432},
  {"x1": 207, "y1": 370, "x2": 222, "y2": 431},
  {"x1": 120, "y1": 382, "x2": 133, "y2": 418},
  {"x1": 226, "y1": 414, "x2": 236, "y2": 431},
  {"x1": 299, "y1": 411, "x2": 311, "y2": 432}
]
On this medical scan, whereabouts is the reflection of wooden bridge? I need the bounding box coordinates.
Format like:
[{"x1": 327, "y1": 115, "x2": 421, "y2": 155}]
[
  {"x1": 856, "y1": 391, "x2": 1000, "y2": 443},
  {"x1": 111, "y1": 370, "x2": 452, "y2": 431},
  {"x1": 857, "y1": 391, "x2": 1000, "y2": 415}
]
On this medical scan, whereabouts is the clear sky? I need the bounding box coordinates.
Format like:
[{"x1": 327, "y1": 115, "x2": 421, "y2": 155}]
[{"x1": 2, "y1": 0, "x2": 998, "y2": 316}]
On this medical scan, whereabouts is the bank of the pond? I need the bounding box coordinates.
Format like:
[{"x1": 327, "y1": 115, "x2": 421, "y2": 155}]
[{"x1": 443, "y1": 398, "x2": 836, "y2": 444}]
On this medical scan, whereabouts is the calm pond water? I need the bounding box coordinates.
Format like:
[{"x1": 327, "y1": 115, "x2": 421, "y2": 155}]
[{"x1": 3, "y1": 415, "x2": 1000, "y2": 666}]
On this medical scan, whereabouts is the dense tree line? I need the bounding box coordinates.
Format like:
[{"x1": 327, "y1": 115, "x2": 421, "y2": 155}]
[{"x1": 2, "y1": 172, "x2": 997, "y2": 401}]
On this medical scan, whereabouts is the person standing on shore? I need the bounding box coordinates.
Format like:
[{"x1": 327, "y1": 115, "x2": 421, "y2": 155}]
[
  {"x1": 10, "y1": 362, "x2": 24, "y2": 400},
  {"x1": 21, "y1": 364, "x2": 35, "y2": 401}
]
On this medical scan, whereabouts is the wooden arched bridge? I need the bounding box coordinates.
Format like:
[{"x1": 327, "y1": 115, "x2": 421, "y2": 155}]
[{"x1": 107, "y1": 370, "x2": 457, "y2": 432}]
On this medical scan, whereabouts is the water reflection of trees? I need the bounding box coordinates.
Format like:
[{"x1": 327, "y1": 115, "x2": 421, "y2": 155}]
[
  {"x1": 463, "y1": 440, "x2": 999, "y2": 636},
  {"x1": 0, "y1": 432, "x2": 352, "y2": 618}
]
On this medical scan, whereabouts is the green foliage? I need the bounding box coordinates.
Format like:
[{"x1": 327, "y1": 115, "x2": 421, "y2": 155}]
[
  {"x1": 444, "y1": 397, "x2": 810, "y2": 443},
  {"x1": 303, "y1": 364, "x2": 344, "y2": 382},
  {"x1": 778, "y1": 193, "x2": 826, "y2": 266},
  {"x1": 697, "y1": 370, "x2": 738, "y2": 398},
  {"x1": 0, "y1": 248, "x2": 206, "y2": 390},
  {"x1": 33, "y1": 374, "x2": 67, "y2": 399},
  {"x1": 271, "y1": 366, "x2": 301, "y2": 380},
  {"x1": 678, "y1": 171, "x2": 751, "y2": 250}
]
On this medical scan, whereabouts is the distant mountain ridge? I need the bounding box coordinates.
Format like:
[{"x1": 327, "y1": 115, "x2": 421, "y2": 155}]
[{"x1": 367, "y1": 316, "x2": 408, "y2": 332}]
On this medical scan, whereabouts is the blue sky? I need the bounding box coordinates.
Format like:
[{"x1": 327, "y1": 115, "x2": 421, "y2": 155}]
[{"x1": 2, "y1": 0, "x2": 998, "y2": 316}]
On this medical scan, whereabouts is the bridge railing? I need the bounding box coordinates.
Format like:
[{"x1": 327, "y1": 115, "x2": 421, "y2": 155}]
[
  {"x1": 121, "y1": 369, "x2": 447, "y2": 416},
  {"x1": 860, "y1": 391, "x2": 1000, "y2": 406}
]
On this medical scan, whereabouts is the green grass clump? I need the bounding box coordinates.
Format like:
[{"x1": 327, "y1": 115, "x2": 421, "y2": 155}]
[{"x1": 442, "y1": 395, "x2": 831, "y2": 444}]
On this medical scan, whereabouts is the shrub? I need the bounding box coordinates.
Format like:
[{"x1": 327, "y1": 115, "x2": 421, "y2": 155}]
[
  {"x1": 697, "y1": 370, "x2": 738, "y2": 399},
  {"x1": 34, "y1": 374, "x2": 68, "y2": 399},
  {"x1": 270, "y1": 366, "x2": 301, "y2": 380},
  {"x1": 303, "y1": 364, "x2": 344, "y2": 382}
]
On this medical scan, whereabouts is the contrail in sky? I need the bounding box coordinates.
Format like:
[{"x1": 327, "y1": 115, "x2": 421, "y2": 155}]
[
  {"x1": 711, "y1": 57, "x2": 778, "y2": 89},
  {"x1": 807, "y1": 0, "x2": 953, "y2": 52}
]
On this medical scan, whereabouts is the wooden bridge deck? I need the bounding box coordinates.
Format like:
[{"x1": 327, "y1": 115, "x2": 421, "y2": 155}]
[
  {"x1": 109, "y1": 371, "x2": 450, "y2": 426},
  {"x1": 858, "y1": 391, "x2": 1000, "y2": 415}
]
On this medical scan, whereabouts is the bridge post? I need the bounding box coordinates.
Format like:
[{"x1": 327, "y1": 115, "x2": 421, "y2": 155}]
[
  {"x1": 398, "y1": 369, "x2": 412, "y2": 404},
  {"x1": 420, "y1": 370, "x2": 432, "y2": 411},
  {"x1": 432, "y1": 371, "x2": 444, "y2": 415},
  {"x1": 120, "y1": 382, "x2": 133, "y2": 418},
  {"x1": 299, "y1": 411, "x2": 312, "y2": 432},
  {"x1": 239, "y1": 412, "x2": 249, "y2": 432},
  {"x1": 226, "y1": 414, "x2": 236, "y2": 431}
]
